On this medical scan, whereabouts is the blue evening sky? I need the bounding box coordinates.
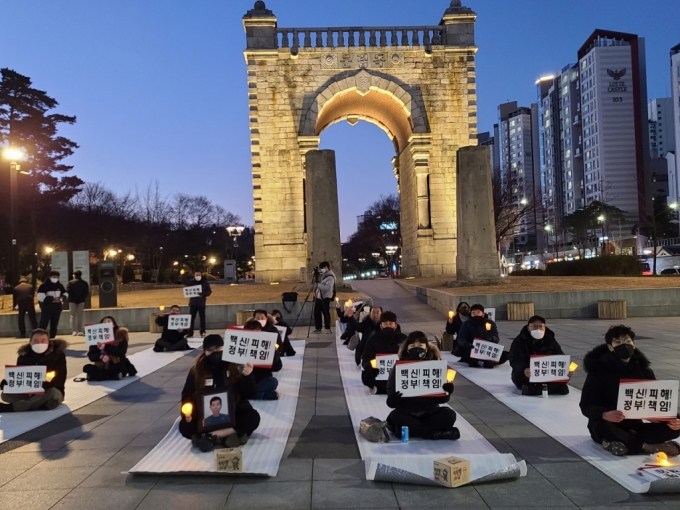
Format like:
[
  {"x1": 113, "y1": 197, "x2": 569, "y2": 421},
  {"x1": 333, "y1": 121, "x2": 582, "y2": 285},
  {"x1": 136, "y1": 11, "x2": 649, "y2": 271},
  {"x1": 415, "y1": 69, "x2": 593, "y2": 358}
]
[{"x1": 1, "y1": 1, "x2": 678, "y2": 241}]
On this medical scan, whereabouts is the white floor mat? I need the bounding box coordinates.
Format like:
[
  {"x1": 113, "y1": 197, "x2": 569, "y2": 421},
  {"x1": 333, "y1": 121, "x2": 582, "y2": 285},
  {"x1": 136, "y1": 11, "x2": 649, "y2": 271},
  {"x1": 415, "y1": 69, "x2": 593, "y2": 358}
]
[
  {"x1": 440, "y1": 352, "x2": 679, "y2": 493},
  {"x1": 0, "y1": 346, "x2": 193, "y2": 443},
  {"x1": 128, "y1": 340, "x2": 305, "y2": 477},
  {"x1": 336, "y1": 339, "x2": 524, "y2": 486}
]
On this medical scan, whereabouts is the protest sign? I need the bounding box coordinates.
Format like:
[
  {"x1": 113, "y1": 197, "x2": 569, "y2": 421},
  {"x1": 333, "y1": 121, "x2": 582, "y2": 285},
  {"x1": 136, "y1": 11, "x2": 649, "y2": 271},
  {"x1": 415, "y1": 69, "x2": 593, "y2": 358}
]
[
  {"x1": 376, "y1": 354, "x2": 399, "y2": 381},
  {"x1": 84, "y1": 323, "x2": 115, "y2": 346},
  {"x1": 183, "y1": 285, "x2": 202, "y2": 299},
  {"x1": 530, "y1": 355, "x2": 571, "y2": 383},
  {"x1": 224, "y1": 329, "x2": 277, "y2": 368},
  {"x1": 3, "y1": 365, "x2": 46, "y2": 394},
  {"x1": 168, "y1": 314, "x2": 191, "y2": 330},
  {"x1": 470, "y1": 339, "x2": 504, "y2": 363},
  {"x1": 275, "y1": 325, "x2": 287, "y2": 342},
  {"x1": 643, "y1": 467, "x2": 680, "y2": 480},
  {"x1": 617, "y1": 379, "x2": 679, "y2": 420},
  {"x1": 395, "y1": 360, "x2": 447, "y2": 397},
  {"x1": 485, "y1": 308, "x2": 496, "y2": 321}
]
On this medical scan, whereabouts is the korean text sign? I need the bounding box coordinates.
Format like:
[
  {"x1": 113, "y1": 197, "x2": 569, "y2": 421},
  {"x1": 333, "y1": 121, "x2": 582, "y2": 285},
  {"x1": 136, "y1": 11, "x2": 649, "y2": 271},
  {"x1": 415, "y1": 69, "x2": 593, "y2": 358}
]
[
  {"x1": 3, "y1": 365, "x2": 46, "y2": 394},
  {"x1": 168, "y1": 314, "x2": 191, "y2": 330},
  {"x1": 376, "y1": 354, "x2": 399, "y2": 381},
  {"x1": 183, "y1": 285, "x2": 202, "y2": 299},
  {"x1": 617, "y1": 379, "x2": 679, "y2": 420},
  {"x1": 84, "y1": 323, "x2": 115, "y2": 346},
  {"x1": 224, "y1": 329, "x2": 277, "y2": 368},
  {"x1": 395, "y1": 360, "x2": 447, "y2": 397},
  {"x1": 471, "y1": 339, "x2": 503, "y2": 363},
  {"x1": 530, "y1": 355, "x2": 571, "y2": 383}
]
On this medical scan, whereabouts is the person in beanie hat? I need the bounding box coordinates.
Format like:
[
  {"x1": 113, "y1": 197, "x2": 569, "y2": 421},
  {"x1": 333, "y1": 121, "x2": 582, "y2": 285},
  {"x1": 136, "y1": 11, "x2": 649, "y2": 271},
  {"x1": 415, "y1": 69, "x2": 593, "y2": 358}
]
[{"x1": 455, "y1": 304, "x2": 508, "y2": 368}]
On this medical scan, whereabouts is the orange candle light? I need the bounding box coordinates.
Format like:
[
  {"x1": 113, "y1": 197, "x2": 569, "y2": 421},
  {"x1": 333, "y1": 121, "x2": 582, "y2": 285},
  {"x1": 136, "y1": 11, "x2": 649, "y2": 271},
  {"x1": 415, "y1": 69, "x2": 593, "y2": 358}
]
[
  {"x1": 181, "y1": 403, "x2": 193, "y2": 417},
  {"x1": 569, "y1": 362, "x2": 578, "y2": 372},
  {"x1": 446, "y1": 369, "x2": 456, "y2": 383},
  {"x1": 45, "y1": 371, "x2": 56, "y2": 382},
  {"x1": 485, "y1": 322, "x2": 491, "y2": 331},
  {"x1": 159, "y1": 305, "x2": 165, "y2": 311},
  {"x1": 370, "y1": 359, "x2": 377, "y2": 369},
  {"x1": 448, "y1": 310, "x2": 454, "y2": 319}
]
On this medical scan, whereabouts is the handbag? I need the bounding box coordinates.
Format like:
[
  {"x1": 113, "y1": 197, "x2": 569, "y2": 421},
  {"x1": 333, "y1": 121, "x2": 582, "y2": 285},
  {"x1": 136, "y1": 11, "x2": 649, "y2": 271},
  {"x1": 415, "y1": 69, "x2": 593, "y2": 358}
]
[
  {"x1": 281, "y1": 292, "x2": 298, "y2": 313},
  {"x1": 347, "y1": 332, "x2": 361, "y2": 351},
  {"x1": 359, "y1": 417, "x2": 390, "y2": 443}
]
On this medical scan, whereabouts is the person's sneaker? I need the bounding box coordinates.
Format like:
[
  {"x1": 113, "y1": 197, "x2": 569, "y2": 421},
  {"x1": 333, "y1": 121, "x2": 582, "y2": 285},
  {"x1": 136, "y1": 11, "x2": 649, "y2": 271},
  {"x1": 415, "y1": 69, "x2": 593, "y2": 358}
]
[
  {"x1": 521, "y1": 384, "x2": 542, "y2": 396},
  {"x1": 238, "y1": 434, "x2": 250, "y2": 446},
  {"x1": 371, "y1": 386, "x2": 378, "y2": 395},
  {"x1": 324, "y1": 329, "x2": 332, "y2": 334},
  {"x1": 312, "y1": 329, "x2": 322, "y2": 334},
  {"x1": 198, "y1": 435, "x2": 215, "y2": 453},
  {"x1": 602, "y1": 439, "x2": 628, "y2": 456},
  {"x1": 201, "y1": 332, "x2": 206, "y2": 338},
  {"x1": 72, "y1": 332, "x2": 78, "y2": 336},
  {"x1": 645, "y1": 441, "x2": 680, "y2": 457},
  {"x1": 224, "y1": 434, "x2": 240, "y2": 449},
  {"x1": 433, "y1": 427, "x2": 461, "y2": 441}
]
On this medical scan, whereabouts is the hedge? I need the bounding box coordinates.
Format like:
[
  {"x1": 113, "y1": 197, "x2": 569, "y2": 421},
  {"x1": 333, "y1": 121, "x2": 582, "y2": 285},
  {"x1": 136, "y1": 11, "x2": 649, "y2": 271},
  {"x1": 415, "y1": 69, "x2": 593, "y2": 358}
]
[{"x1": 510, "y1": 256, "x2": 643, "y2": 277}]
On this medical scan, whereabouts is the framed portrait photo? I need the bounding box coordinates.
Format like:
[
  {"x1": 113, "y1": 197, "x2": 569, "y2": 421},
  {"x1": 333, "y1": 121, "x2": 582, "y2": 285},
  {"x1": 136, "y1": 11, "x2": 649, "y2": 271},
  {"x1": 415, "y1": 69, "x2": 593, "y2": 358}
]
[{"x1": 198, "y1": 387, "x2": 235, "y2": 434}]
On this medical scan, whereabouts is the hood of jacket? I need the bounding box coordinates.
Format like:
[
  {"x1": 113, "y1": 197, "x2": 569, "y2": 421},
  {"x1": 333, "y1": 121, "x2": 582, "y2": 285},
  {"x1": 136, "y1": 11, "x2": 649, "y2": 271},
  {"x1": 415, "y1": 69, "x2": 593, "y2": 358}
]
[
  {"x1": 583, "y1": 343, "x2": 651, "y2": 375},
  {"x1": 398, "y1": 341, "x2": 441, "y2": 360},
  {"x1": 18, "y1": 338, "x2": 68, "y2": 357},
  {"x1": 114, "y1": 327, "x2": 129, "y2": 345}
]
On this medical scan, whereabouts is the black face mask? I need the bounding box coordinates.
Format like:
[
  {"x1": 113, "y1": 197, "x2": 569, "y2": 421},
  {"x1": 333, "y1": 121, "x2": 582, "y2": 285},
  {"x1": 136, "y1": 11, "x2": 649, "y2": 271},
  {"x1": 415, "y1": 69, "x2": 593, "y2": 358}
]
[
  {"x1": 613, "y1": 344, "x2": 635, "y2": 360},
  {"x1": 206, "y1": 351, "x2": 223, "y2": 367},
  {"x1": 471, "y1": 315, "x2": 485, "y2": 323},
  {"x1": 381, "y1": 327, "x2": 395, "y2": 339},
  {"x1": 459, "y1": 308, "x2": 470, "y2": 316},
  {"x1": 406, "y1": 347, "x2": 427, "y2": 360}
]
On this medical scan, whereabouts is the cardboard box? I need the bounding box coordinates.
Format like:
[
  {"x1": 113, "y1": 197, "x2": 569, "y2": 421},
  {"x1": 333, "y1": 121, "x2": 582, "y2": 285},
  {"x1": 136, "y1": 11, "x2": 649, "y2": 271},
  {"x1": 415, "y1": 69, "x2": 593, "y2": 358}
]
[
  {"x1": 214, "y1": 447, "x2": 243, "y2": 473},
  {"x1": 434, "y1": 456, "x2": 471, "y2": 488}
]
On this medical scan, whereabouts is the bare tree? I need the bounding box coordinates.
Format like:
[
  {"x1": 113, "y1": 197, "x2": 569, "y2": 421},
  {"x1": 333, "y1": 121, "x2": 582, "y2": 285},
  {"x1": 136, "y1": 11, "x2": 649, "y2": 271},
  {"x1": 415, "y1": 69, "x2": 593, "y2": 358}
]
[{"x1": 492, "y1": 173, "x2": 539, "y2": 250}]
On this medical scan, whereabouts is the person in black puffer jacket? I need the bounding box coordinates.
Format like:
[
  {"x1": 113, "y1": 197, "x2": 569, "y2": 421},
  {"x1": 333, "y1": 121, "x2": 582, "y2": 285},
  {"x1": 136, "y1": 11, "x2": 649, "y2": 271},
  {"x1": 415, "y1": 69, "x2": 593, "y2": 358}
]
[
  {"x1": 83, "y1": 323, "x2": 137, "y2": 381},
  {"x1": 580, "y1": 325, "x2": 680, "y2": 457},
  {"x1": 243, "y1": 318, "x2": 282, "y2": 400},
  {"x1": 386, "y1": 331, "x2": 458, "y2": 440},
  {"x1": 346, "y1": 306, "x2": 383, "y2": 365},
  {"x1": 444, "y1": 301, "x2": 470, "y2": 341},
  {"x1": 509, "y1": 315, "x2": 569, "y2": 396},
  {"x1": 360, "y1": 311, "x2": 406, "y2": 394},
  {"x1": 455, "y1": 304, "x2": 508, "y2": 368}
]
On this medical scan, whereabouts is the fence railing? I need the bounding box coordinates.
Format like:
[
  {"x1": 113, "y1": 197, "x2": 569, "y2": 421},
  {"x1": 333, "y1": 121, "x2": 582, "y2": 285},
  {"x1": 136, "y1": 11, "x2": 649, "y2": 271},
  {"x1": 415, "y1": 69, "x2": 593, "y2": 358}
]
[{"x1": 276, "y1": 26, "x2": 446, "y2": 49}]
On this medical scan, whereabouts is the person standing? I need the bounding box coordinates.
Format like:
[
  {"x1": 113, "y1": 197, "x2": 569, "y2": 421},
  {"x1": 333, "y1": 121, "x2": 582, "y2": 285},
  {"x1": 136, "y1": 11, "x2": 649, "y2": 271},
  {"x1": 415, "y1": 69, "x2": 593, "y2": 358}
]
[
  {"x1": 37, "y1": 271, "x2": 68, "y2": 339},
  {"x1": 313, "y1": 261, "x2": 336, "y2": 334},
  {"x1": 13, "y1": 277, "x2": 37, "y2": 338},
  {"x1": 67, "y1": 270, "x2": 89, "y2": 336},
  {"x1": 187, "y1": 270, "x2": 212, "y2": 338}
]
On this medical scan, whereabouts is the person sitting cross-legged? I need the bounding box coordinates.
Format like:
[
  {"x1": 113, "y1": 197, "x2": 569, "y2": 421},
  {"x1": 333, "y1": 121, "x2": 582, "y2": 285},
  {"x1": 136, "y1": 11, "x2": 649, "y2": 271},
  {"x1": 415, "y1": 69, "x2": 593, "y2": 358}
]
[
  {"x1": 153, "y1": 305, "x2": 190, "y2": 352},
  {"x1": 580, "y1": 325, "x2": 680, "y2": 457},
  {"x1": 455, "y1": 304, "x2": 508, "y2": 368},
  {"x1": 243, "y1": 319, "x2": 282, "y2": 400},
  {"x1": 386, "y1": 331, "x2": 458, "y2": 441},
  {"x1": 345, "y1": 305, "x2": 383, "y2": 366},
  {"x1": 360, "y1": 311, "x2": 406, "y2": 394},
  {"x1": 82, "y1": 320, "x2": 137, "y2": 381},
  {"x1": 509, "y1": 315, "x2": 570, "y2": 396},
  {"x1": 269, "y1": 309, "x2": 297, "y2": 357}
]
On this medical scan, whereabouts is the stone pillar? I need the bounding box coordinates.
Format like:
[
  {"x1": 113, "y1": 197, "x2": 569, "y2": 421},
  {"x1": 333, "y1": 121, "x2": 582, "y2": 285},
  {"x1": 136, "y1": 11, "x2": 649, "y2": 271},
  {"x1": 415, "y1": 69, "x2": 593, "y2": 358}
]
[
  {"x1": 242, "y1": 1, "x2": 278, "y2": 50},
  {"x1": 456, "y1": 146, "x2": 501, "y2": 284},
  {"x1": 440, "y1": 1, "x2": 476, "y2": 47},
  {"x1": 305, "y1": 150, "x2": 343, "y2": 281}
]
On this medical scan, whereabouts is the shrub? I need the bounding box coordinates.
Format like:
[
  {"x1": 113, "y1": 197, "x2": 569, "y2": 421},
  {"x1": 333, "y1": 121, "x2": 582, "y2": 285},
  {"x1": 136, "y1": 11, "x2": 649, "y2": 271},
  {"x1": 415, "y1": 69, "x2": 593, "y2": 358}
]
[
  {"x1": 141, "y1": 270, "x2": 152, "y2": 283},
  {"x1": 545, "y1": 256, "x2": 642, "y2": 276},
  {"x1": 121, "y1": 266, "x2": 136, "y2": 284},
  {"x1": 509, "y1": 269, "x2": 545, "y2": 277}
]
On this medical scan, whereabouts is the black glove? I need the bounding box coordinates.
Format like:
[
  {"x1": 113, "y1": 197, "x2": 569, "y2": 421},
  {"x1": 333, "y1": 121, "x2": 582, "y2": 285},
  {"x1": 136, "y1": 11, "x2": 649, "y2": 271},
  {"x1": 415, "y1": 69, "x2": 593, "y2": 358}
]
[
  {"x1": 0, "y1": 379, "x2": 6, "y2": 390},
  {"x1": 443, "y1": 383, "x2": 454, "y2": 394},
  {"x1": 386, "y1": 391, "x2": 403, "y2": 408}
]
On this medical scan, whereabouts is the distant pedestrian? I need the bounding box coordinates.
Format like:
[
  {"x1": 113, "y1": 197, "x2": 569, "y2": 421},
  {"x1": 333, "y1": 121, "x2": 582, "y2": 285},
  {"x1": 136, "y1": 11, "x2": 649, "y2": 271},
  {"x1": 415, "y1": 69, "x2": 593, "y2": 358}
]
[
  {"x1": 313, "y1": 262, "x2": 336, "y2": 334},
  {"x1": 67, "y1": 270, "x2": 90, "y2": 336},
  {"x1": 186, "y1": 270, "x2": 212, "y2": 338},
  {"x1": 13, "y1": 277, "x2": 37, "y2": 338},
  {"x1": 37, "y1": 271, "x2": 68, "y2": 338}
]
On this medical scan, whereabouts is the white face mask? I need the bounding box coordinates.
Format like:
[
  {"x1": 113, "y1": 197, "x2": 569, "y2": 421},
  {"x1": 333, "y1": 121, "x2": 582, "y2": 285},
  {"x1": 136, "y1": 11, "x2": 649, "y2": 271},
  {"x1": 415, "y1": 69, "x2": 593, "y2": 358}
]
[
  {"x1": 50, "y1": 277, "x2": 58, "y2": 283},
  {"x1": 530, "y1": 329, "x2": 545, "y2": 340},
  {"x1": 320, "y1": 268, "x2": 327, "y2": 274},
  {"x1": 258, "y1": 319, "x2": 267, "y2": 327},
  {"x1": 32, "y1": 343, "x2": 49, "y2": 354},
  {"x1": 195, "y1": 276, "x2": 202, "y2": 281}
]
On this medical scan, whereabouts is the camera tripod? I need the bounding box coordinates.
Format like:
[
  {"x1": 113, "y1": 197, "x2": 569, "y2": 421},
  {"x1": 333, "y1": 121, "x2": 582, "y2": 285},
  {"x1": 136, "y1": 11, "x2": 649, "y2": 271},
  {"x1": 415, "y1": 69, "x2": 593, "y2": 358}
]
[{"x1": 290, "y1": 276, "x2": 320, "y2": 339}]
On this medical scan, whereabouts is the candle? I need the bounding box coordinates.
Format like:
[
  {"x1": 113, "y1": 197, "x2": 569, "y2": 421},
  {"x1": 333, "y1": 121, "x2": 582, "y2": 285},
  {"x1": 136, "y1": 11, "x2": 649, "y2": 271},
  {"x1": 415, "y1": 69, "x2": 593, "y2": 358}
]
[
  {"x1": 335, "y1": 297, "x2": 339, "y2": 303},
  {"x1": 569, "y1": 362, "x2": 578, "y2": 372},
  {"x1": 46, "y1": 371, "x2": 56, "y2": 382},
  {"x1": 448, "y1": 310, "x2": 454, "y2": 319},
  {"x1": 345, "y1": 300, "x2": 352, "y2": 309},
  {"x1": 446, "y1": 368, "x2": 456, "y2": 383},
  {"x1": 485, "y1": 322, "x2": 491, "y2": 331},
  {"x1": 181, "y1": 403, "x2": 193, "y2": 417},
  {"x1": 370, "y1": 359, "x2": 377, "y2": 369},
  {"x1": 275, "y1": 343, "x2": 280, "y2": 350},
  {"x1": 159, "y1": 305, "x2": 165, "y2": 311}
]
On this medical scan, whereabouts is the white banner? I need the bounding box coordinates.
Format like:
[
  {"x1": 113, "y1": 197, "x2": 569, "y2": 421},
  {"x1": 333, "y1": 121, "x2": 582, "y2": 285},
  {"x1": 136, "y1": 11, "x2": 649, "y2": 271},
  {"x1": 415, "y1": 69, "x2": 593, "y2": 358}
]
[
  {"x1": 3, "y1": 365, "x2": 46, "y2": 394},
  {"x1": 529, "y1": 355, "x2": 571, "y2": 383},
  {"x1": 224, "y1": 329, "x2": 277, "y2": 368},
  {"x1": 50, "y1": 251, "x2": 69, "y2": 286},
  {"x1": 84, "y1": 323, "x2": 115, "y2": 346},
  {"x1": 183, "y1": 285, "x2": 202, "y2": 299},
  {"x1": 395, "y1": 360, "x2": 447, "y2": 397},
  {"x1": 617, "y1": 380, "x2": 679, "y2": 420},
  {"x1": 376, "y1": 354, "x2": 399, "y2": 381},
  {"x1": 168, "y1": 314, "x2": 191, "y2": 330},
  {"x1": 471, "y1": 339, "x2": 504, "y2": 363},
  {"x1": 644, "y1": 467, "x2": 680, "y2": 479}
]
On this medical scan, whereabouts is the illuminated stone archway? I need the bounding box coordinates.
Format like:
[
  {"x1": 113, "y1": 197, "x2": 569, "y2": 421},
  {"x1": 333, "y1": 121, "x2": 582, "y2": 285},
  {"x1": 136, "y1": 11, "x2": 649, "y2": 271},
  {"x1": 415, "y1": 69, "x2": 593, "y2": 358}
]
[{"x1": 243, "y1": 1, "x2": 479, "y2": 282}]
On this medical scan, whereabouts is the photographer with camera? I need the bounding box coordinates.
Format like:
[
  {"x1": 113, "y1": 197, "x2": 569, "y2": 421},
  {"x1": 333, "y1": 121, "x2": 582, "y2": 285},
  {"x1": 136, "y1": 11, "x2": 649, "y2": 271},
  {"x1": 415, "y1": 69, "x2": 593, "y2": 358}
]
[{"x1": 312, "y1": 262, "x2": 336, "y2": 334}]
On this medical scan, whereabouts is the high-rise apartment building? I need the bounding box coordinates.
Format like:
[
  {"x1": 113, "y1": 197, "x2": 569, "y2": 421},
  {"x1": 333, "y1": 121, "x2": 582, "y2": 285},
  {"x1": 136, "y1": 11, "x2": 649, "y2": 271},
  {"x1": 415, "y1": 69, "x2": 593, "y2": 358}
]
[
  {"x1": 672, "y1": 44, "x2": 680, "y2": 200},
  {"x1": 648, "y1": 98, "x2": 676, "y2": 158}
]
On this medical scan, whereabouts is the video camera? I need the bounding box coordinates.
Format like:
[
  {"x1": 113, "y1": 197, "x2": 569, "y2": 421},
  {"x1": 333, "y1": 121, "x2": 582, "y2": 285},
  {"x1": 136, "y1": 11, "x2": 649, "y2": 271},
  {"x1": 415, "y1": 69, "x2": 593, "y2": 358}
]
[{"x1": 312, "y1": 267, "x2": 320, "y2": 283}]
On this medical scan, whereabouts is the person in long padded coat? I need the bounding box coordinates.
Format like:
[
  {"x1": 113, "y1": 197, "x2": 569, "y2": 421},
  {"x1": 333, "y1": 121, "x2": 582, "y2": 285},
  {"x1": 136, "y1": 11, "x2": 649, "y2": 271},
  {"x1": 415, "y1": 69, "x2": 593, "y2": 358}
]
[
  {"x1": 456, "y1": 303, "x2": 508, "y2": 368},
  {"x1": 386, "y1": 331, "x2": 458, "y2": 440},
  {"x1": 178, "y1": 334, "x2": 260, "y2": 452}
]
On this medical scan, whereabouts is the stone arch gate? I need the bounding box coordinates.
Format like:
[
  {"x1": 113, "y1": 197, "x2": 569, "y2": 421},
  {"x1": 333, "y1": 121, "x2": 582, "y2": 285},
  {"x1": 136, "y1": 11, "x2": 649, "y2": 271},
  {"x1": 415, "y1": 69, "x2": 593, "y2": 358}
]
[{"x1": 243, "y1": 1, "x2": 483, "y2": 283}]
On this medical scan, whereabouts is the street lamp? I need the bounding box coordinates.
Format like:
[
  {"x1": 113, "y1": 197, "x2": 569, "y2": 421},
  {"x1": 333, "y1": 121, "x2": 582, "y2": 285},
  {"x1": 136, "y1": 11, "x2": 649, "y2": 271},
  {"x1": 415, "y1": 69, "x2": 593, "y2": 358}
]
[
  {"x1": 544, "y1": 225, "x2": 556, "y2": 259},
  {"x1": 597, "y1": 215, "x2": 606, "y2": 255},
  {"x1": 386, "y1": 245, "x2": 399, "y2": 278},
  {"x1": 45, "y1": 246, "x2": 54, "y2": 254},
  {"x1": 3, "y1": 147, "x2": 25, "y2": 286},
  {"x1": 226, "y1": 226, "x2": 245, "y2": 282}
]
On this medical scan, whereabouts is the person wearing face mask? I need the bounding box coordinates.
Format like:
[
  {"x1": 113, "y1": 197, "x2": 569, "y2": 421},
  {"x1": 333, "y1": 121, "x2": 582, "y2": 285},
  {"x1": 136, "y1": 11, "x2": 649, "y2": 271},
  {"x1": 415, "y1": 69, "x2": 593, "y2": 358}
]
[
  {"x1": 0, "y1": 329, "x2": 67, "y2": 413},
  {"x1": 445, "y1": 302, "x2": 470, "y2": 341},
  {"x1": 361, "y1": 311, "x2": 407, "y2": 394},
  {"x1": 580, "y1": 325, "x2": 680, "y2": 457},
  {"x1": 81, "y1": 319, "x2": 137, "y2": 381},
  {"x1": 386, "y1": 331, "x2": 458, "y2": 440},
  {"x1": 153, "y1": 305, "x2": 190, "y2": 352},
  {"x1": 509, "y1": 316, "x2": 569, "y2": 396},
  {"x1": 186, "y1": 270, "x2": 212, "y2": 338},
  {"x1": 312, "y1": 261, "x2": 336, "y2": 334},
  {"x1": 455, "y1": 303, "x2": 507, "y2": 368},
  {"x1": 269, "y1": 309, "x2": 296, "y2": 357},
  {"x1": 346, "y1": 306, "x2": 383, "y2": 366},
  {"x1": 178, "y1": 334, "x2": 260, "y2": 452},
  {"x1": 37, "y1": 271, "x2": 68, "y2": 339},
  {"x1": 244, "y1": 319, "x2": 283, "y2": 400}
]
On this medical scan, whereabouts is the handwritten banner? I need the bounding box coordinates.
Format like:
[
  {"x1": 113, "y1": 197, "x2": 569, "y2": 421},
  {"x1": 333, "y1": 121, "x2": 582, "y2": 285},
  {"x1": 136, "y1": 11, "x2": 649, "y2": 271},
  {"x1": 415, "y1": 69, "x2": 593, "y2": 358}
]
[{"x1": 84, "y1": 323, "x2": 115, "y2": 346}]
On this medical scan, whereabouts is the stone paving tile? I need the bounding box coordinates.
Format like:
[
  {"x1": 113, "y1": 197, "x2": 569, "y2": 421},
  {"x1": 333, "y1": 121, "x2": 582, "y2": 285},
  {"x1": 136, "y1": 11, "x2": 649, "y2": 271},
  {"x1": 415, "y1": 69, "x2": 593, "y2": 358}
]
[
  {"x1": 393, "y1": 484, "x2": 489, "y2": 509},
  {"x1": 312, "y1": 459, "x2": 365, "y2": 481},
  {"x1": 38, "y1": 447, "x2": 120, "y2": 468},
  {"x1": 50, "y1": 486, "x2": 150, "y2": 510},
  {"x1": 474, "y1": 477, "x2": 576, "y2": 508},
  {"x1": 311, "y1": 480, "x2": 399, "y2": 509},
  {"x1": 77, "y1": 466, "x2": 158, "y2": 489},
  {"x1": 136, "y1": 484, "x2": 231, "y2": 510},
  {"x1": 271, "y1": 458, "x2": 313, "y2": 482},
  {"x1": 0, "y1": 465, "x2": 98, "y2": 491},
  {"x1": 0, "y1": 450, "x2": 52, "y2": 470},
  {"x1": 225, "y1": 480, "x2": 312, "y2": 509},
  {"x1": 0, "y1": 469, "x2": 26, "y2": 488},
  {"x1": 0, "y1": 489, "x2": 70, "y2": 510}
]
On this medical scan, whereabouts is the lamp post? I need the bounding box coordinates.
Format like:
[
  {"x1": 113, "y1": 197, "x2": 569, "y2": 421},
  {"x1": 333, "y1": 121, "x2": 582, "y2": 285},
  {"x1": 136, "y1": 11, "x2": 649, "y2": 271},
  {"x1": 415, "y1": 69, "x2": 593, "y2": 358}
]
[
  {"x1": 544, "y1": 225, "x2": 556, "y2": 260},
  {"x1": 597, "y1": 215, "x2": 606, "y2": 256},
  {"x1": 386, "y1": 245, "x2": 398, "y2": 278},
  {"x1": 226, "y1": 226, "x2": 245, "y2": 282},
  {"x1": 3, "y1": 148, "x2": 24, "y2": 286}
]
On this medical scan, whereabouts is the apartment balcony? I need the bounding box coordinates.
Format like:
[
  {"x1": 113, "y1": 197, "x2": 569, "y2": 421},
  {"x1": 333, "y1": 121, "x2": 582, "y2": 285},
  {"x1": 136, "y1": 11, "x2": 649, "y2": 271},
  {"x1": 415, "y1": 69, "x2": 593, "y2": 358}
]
[{"x1": 573, "y1": 115, "x2": 580, "y2": 125}]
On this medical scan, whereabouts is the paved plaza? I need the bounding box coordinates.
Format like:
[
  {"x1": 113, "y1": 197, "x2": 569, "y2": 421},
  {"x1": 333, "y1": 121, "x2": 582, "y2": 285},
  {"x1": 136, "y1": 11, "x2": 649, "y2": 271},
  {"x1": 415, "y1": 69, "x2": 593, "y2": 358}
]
[{"x1": 1, "y1": 280, "x2": 680, "y2": 508}]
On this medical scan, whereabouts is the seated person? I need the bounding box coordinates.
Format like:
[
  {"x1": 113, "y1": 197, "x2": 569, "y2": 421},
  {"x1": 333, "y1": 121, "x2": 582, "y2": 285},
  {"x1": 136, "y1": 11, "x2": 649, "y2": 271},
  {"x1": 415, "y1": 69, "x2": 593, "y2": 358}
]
[
  {"x1": 361, "y1": 311, "x2": 406, "y2": 394},
  {"x1": 179, "y1": 334, "x2": 261, "y2": 451},
  {"x1": 445, "y1": 301, "x2": 470, "y2": 339},
  {"x1": 244, "y1": 319, "x2": 283, "y2": 400},
  {"x1": 344, "y1": 305, "x2": 383, "y2": 362},
  {"x1": 0, "y1": 328, "x2": 67, "y2": 412},
  {"x1": 82, "y1": 319, "x2": 137, "y2": 381},
  {"x1": 509, "y1": 315, "x2": 569, "y2": 396},
  {"x1": 386, "y1": 331, "x2": 458, "y2": 440},
  {"x1": 265, "y1": 309, "x2": 297, "y2": 357},
  {"x1": 580, "y1": 325, "x2": 680, "y2": 457},
  {"x1": 154, "y1": 305, "x2": 190, "y2": 352},
  {"x1": 456, "y1": 303, "x2": 508, "y2": 368}
]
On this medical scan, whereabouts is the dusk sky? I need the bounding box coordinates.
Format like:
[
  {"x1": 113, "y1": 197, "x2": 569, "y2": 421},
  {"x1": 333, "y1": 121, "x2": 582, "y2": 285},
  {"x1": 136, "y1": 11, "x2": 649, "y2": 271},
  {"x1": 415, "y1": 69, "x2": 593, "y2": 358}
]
[{"x1": 2, "y1": 0, "x2": 679, "y2": 241}]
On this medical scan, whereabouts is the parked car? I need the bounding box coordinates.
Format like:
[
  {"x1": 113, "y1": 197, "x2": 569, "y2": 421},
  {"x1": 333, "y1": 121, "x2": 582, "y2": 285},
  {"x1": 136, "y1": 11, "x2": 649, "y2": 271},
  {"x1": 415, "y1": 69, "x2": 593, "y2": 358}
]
[{"x1": 660, "y1": 268, "x2": 680, "y2": 276}]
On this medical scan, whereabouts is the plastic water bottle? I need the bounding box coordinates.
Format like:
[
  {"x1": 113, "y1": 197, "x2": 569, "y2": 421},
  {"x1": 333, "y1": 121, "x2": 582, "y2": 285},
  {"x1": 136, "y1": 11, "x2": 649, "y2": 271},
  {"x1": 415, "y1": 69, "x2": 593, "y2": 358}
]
[
  {"x1": 542, "y1": 384, "x2": 548, "y2": 398},
  {"x1": 401, "y1": 426, "x2": 409, "y2": 442}
]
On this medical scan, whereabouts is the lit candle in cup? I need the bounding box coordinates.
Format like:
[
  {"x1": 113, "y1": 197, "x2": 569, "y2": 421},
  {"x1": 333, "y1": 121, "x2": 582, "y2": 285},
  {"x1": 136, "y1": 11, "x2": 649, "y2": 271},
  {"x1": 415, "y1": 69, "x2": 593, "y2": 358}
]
[
  {"x1": 446, "y1": 368, "x2": 456, "y2": 383},
  {"x1": 448, "y1": 310, "x2": 454, "y2": 319},
  {"x1": 46, "y1": 371, "x2": 56, "y2": 383},
  {"x1": 181, "y1": 403, "x2": 193, "y2": 417},
  {"x1": 159, "y1": 305, "x2": 165, "y2": 312},
  {"x1": 485, "y1": 322, "x2": 491, "y2": 331},
  {"x1": 569, "y1": 362, "x2": 578, "y2": 373},
  {"x1": 370, "y1": 359, "x2": 377, "y2": 369}
]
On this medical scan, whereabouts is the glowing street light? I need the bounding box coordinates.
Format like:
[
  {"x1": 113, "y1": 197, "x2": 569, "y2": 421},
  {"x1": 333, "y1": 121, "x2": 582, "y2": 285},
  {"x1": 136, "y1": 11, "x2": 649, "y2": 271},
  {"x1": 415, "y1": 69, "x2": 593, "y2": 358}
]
[
  {"x1": 544, "y1": 225, "x2": 553, "y2": 232},
  {"x1": 520, "y1": 198, "x2": 529, "y2": 206},
  {"x1": 2, "y1": 148, "x2": 24, "y2": 161},
  {"x1": 45, "y1": 246, "x2": 54, "y2": 254},
  {"x1": 108, "y1": 249, "x2": 118, "y2": 258},
  {"x1": 209, "y1": 257, "x2": 217, "y2": 265},
  {"x1": 597, "y1": 215, "x2": 605, "y2": 222}
]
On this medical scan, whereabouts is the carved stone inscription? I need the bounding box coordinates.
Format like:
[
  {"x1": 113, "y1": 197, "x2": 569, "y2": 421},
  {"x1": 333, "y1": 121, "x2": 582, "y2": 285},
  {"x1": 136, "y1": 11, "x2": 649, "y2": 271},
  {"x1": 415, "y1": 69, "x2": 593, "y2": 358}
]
[{"x1": 321, "y1": 52, "x2": 404, "y2": 70}]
